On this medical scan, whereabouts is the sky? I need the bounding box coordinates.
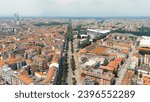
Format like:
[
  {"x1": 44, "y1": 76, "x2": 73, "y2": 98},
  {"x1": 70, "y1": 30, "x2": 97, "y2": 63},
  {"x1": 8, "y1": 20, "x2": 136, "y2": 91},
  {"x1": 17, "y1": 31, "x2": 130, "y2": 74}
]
[{"x1": 0, "y1": 0, "x2": 150, "y2": 17}]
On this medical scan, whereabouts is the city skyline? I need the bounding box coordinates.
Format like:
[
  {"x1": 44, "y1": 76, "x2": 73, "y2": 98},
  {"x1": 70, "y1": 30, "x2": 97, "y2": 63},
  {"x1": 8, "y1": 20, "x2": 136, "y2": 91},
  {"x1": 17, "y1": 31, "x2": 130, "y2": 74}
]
[
  {"x1": 1, "y1": 8, "x2": 150, "y2": 85},
  {"x1": 0, "y1": 0, "x2": 150, "y2": 17}
]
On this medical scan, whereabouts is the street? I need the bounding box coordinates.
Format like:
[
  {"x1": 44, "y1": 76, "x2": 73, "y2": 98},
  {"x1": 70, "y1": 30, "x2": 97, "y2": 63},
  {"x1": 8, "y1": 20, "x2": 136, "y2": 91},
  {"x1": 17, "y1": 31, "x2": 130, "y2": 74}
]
[
  {"x1": 67, "y1": 41, "x2": 73, "y2": 85},
  {"x1": 115, "y1": 47, "x2": 135, "y2": 85},
  {"x1": 73, "y1": 39, "x2": 82, "y2": 85}
]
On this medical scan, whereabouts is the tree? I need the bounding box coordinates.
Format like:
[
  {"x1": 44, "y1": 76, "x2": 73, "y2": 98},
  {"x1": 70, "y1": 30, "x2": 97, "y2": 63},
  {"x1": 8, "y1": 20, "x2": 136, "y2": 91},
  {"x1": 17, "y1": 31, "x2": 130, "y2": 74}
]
[
  {"x1": 103, "y1": 69, "x2": 108, "y2": 72},
  {"x1": 37, "y1": 48, "x2": 42, "y2": 55},
  {"x1": 87, "y1": 35, "x2": 90, "y2": 41},
  {"x1": 139, "y1": 73, "x2": 143, "y2": 78},
  {"x1": 80, "y1": 40, "x2": 91, "y2": 48},
  {"x1": 113, "y1": 70, "x2": 118, "y2": 77},
  {"x1": 77, "y1": 34, "x2": 81, "y2": 39},
  {"x1": 113, "y1": 26, "x2": 150, "y2": 36},
  {"x1": 94, "y1": 81, "x2": 99, "y2": 85},
  {"x1": 102, "y1": 60, "x2": 109, "y2": 66},
  {"x1": 42, "y1": 62, "x2": 48, "y2": 70},
  {"x1": 81, "y1": 73, "x2": 85, "y2": 77},
  {"x1": 139, "y1": 50, "x2": 150, "y2": 55},
  {"x1": 72, "y1": 77, "x2": 77, "y2": 85}
]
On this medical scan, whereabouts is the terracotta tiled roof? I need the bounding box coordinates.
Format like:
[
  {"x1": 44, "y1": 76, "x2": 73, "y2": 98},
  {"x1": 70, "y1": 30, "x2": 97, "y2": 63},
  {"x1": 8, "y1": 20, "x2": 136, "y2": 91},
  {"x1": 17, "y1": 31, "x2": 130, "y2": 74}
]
[
  {"x1": 133, "y1": 53, "x2": 140, "y2": 58},
  {"x1": 109, "y1": 53, "x2": 117, "y2": 57},
  {"x1": 136, "y1": 47, "x2": 150, "y2": 51},
  {"x1": 114, "y1": 43, "x2": 131, "y2": 48},
  {"x1": 100, "y1": 59, "x2": 121, "y2": 71},
  {"x1": 44, "y1": 66, "x2": 56, "y2": 83},
  {"x1": 16, "y1": 68, "x2": 28, "y2": 76},
  {"x1": 108, "y1": 61, "x2": 119, "y2": 67},
  {"x1": 143, "y1": 76, "x2": 150, "y2": 85},
  {"x1": 18, "y1": 75, "x2": 33, "y2": 85},
  {"x1": 0, "y1": 49, "x2": 9, "y2": 53},
  {"x1": 79, "y1": 49, "x2": 88, "y2": 53},
  {"x1": 121, "y1": 70, "x2": 135, "y2": 85},
  {"x1": 100, "y1": 65, "x2": 113, "y2": 71},
  {"x1": 107, "y1": 61, "x2": 119, "y2": 70},
  {"x1": 115, "y1": 57, "x2": 124, "y2": 62},
  {"x1": 51, "y1": 55, "x2": 59, "y2": 64},
  {"x1": 121, "y1": 49, "x2": 129, "y2": 53},
  {"x1": 6, "y1": 57, "x2": 22, "y2": 65},
  {"x1": 0, "y1": 60, "x2": 5, "y2": 67},
  {"x1": 37, "y1": 57, "x2": 46, "y2": 61},
  {"x1": 35, "y1": 72, "x2": 46, "y2": 76},
  {"x1": 90, "y1": 47, "x2": 108, "y2": 54}
]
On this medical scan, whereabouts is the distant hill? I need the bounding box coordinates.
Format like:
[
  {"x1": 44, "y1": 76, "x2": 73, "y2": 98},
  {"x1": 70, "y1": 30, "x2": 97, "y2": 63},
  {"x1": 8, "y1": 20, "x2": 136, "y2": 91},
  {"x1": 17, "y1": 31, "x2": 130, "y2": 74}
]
[{"x1": 34, "y1": 22, "x2": 69, "y2": 26}]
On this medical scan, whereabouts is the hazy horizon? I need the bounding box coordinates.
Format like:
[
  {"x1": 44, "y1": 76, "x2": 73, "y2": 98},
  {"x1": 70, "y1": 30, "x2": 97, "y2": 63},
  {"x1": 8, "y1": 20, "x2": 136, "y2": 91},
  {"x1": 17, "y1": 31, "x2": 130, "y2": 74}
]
[{"x1": 0, "y1": 0, "x2": 150, "y2": 17}]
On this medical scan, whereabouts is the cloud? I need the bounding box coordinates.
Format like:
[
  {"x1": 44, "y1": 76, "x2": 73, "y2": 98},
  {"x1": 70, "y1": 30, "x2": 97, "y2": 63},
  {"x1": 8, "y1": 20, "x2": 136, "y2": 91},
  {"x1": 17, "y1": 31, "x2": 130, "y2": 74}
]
[{"x1": 0, "y1": 0, "x2": 150, "y2": 17}]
